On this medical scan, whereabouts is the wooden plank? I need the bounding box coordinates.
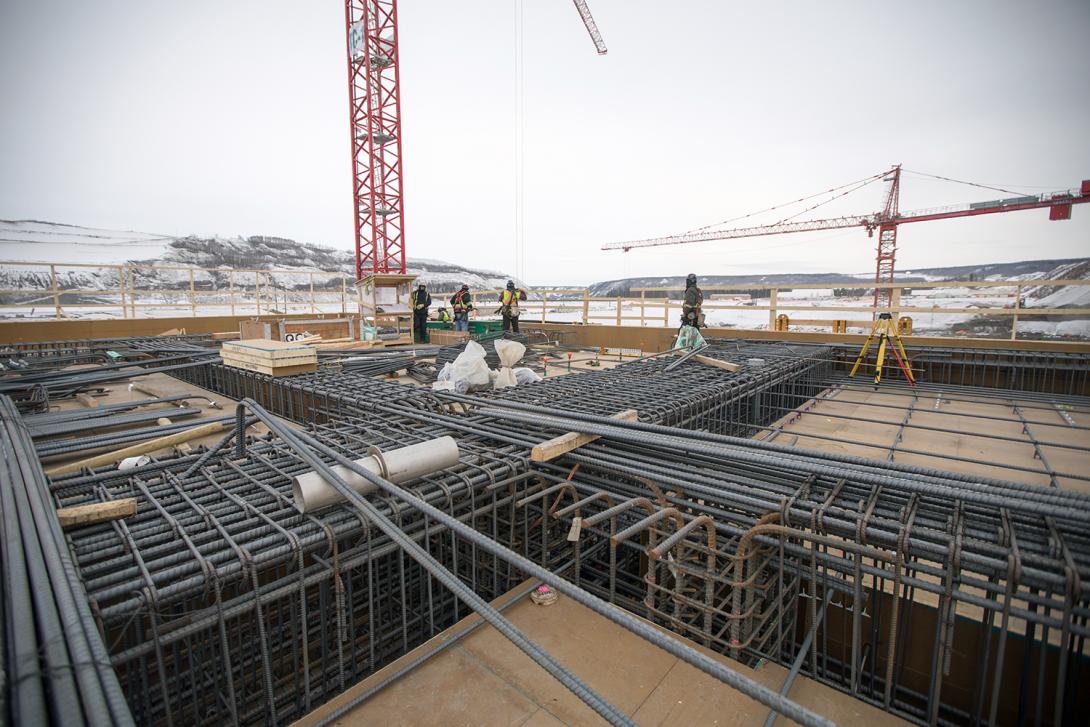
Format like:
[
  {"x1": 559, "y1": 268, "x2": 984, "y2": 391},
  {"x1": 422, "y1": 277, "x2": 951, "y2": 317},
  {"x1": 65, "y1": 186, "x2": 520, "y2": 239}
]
[
  {"x1": 692, "y1": 354, "x2": 741, "y2": 373},
  {"x1": 221, "y1": 349, "x2": 316, "y2": 367},
  {"x1": 531, "y1": 409, "x2": 638, "y2": 462},
  {"x1": 75, "y1": 393, "x2": 99, "y2": 408},
  {"x1": 45, "y1": 420, "x2": 232, "y2": 477},
  {"x1": 57, "y1": 498, "x2": 138, "y2": 530},
  {"x1": 211, "y1": 331, "x2": 240, "y2": 341},
  {"x1": 220, "y1": 357, "x2": 317, "y2": 376},
  {"x1": 789, "y1": 318, "x2": 872, "y2": 327},
  {"x1": 223, "y1": 338, "x2": 316, "y2": 357},
  {"x1": 312, "y1": 340, "x2": 378, "y2": 350}
]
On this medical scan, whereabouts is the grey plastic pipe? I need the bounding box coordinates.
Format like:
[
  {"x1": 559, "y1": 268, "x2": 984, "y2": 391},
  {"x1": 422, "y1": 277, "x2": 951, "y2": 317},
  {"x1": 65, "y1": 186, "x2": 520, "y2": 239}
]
[{"x1": 292, "y1": 435, "x2": 460, "y2": 512}]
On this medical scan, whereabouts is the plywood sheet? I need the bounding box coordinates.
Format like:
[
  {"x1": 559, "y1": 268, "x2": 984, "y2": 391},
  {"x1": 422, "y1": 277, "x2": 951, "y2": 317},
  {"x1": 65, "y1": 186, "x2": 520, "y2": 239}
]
[
  {"x1": 222, "y1": 339, "x2": 317, "y2": 359},
  {"x1": 294, "y1": 582, "x2": 910, "y2": 727}
]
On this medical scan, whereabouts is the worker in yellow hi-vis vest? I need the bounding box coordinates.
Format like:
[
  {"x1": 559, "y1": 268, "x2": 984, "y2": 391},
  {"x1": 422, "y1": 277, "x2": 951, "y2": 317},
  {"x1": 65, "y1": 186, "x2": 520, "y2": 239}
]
[
  {"x1": 411, "y1": 284, "x2": 432, "y2": 343},
  {"x1": 500, "y1": 280, "x2": 526, "y2": 333}
]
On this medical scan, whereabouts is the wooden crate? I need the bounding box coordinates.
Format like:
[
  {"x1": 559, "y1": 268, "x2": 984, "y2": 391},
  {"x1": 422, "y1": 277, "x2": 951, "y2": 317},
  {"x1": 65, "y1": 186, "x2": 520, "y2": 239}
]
[
  {"x1": 240, "y1": 321, "x2": 274, "y2": 340},
  {"x1": 429, "y1": 330, "x2": 471, "y2": 345},
  {"x1": 239, "y1": 318, "x2": 360, "y2": 342},
  {"x1": 281, "y1": 318, "x2": 357, "y2": 342}
]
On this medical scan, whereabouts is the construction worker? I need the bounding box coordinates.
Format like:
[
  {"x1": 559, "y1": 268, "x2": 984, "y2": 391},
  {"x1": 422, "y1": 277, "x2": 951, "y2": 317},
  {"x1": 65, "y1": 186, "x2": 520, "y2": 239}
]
[
  {"x1": 681, "y1": 273, "x2": 703, "y2": 329},
  {"x1": 500, "y1": 280, "x2": 526, "y2": 333},
  {"x1": 436, "y1": 306, "x2": 452, "y2": 324},
  {"x1": 411, "y1": 283, "x2": 431, "y2": 342},
  {"x1": 450, "y1": 284, "x2": 473, "y2": 332}
]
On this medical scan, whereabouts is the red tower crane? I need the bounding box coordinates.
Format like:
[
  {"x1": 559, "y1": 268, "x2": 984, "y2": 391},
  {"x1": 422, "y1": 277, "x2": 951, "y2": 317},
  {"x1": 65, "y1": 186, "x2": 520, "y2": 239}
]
[
  {"x1": 602, "y1": 166, "x2": 1090, "y2": 309},
  {"x1": 345, "y1": 1, "x2": 607, "y2": 280}
]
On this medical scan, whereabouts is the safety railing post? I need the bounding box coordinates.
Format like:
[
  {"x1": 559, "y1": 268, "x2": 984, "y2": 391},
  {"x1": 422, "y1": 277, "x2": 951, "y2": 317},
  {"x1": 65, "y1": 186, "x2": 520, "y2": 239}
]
[{"x1": 189, "y1": 268, "x2": 197, "y2": 317}]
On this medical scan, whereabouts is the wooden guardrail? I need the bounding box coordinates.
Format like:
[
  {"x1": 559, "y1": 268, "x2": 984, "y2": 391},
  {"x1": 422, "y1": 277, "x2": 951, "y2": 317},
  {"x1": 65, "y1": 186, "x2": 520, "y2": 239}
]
[
  {"x1": 2, "y1": 260, "x2": 1088, "y2": 340},
  {"x1": 0, "y1": 260, "x2": 351, "y2": 318},
  {"x1": 627, "y1": 280, "x2": 1090, "y2": 340}
]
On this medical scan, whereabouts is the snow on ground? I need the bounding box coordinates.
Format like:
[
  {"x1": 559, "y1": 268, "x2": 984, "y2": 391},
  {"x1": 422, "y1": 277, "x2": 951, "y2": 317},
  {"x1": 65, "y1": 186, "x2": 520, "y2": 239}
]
[
  {"x1": 1018, "y1": 320, "x2": 1090, "y2": 337},
  {"x1": 1, "y1": 220, "x2": 1086, "y2": 339},
  {"x1": 0, "y1": 220, "x2": 174, "y2": 264},
  {"x1": 1035, "y1": 283, "x2": 1090, "y2": 308}
]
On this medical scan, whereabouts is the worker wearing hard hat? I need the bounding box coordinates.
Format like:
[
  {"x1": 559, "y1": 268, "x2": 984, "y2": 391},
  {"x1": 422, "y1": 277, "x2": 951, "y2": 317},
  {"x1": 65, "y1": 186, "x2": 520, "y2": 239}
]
[
  {"x1": 436, "y1": 306, "x2": 452, "y2": 324},
  {"x1": 450, "y1": 284, "x2": 474, "y2": 332},
  {"x1": 411, "y1": 283, "x2": 432, "y2": 342},
  {"x1": 681, "y1": 273, "x2": 704, "y2": 329},
  {"x1": 500, "y1": 280, "x2": 526, "y2": 333}
]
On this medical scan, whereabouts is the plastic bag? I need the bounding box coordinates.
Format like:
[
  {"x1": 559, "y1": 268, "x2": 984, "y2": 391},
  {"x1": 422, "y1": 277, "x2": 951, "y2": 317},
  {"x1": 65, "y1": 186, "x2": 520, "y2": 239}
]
[
  {"x1": 513, "y1": 367, "x2": 541, "y2": 385},
  {"x1": 451, "y1": 340, "x2": 491, "y2": 391},
  {"x1": 493, "y1": 368, "x2": 517, "y2": 389},
  {"x1": 430, "y1": 380, "x2": 455, "y2": 392},
  {"x1": 494, "y1": 339, "x2": 526, "y2": 367},
  {"x1": 436, "y1": 362, "x2": 453, "y2": 382},
  {"x1": 673, "y1": 325, "x2": 706, "y2": 350},
  {"x1": 492, "y1": 338, "x2": 526, "y2": 389}
]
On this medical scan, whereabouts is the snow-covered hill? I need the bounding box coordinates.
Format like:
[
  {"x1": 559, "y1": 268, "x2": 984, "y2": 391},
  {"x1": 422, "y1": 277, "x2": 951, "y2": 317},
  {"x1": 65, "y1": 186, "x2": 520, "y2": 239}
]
[
  {"x1": 0, "y1": 220, "x2": 521, "y2": 294},
  {"x1": 588, "y1": 258, "x2": 1090, "y2": 297}
]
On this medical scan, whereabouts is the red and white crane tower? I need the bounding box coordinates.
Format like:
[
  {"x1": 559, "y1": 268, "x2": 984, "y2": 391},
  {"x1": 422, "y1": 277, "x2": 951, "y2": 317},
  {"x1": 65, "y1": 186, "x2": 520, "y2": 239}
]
[
  {"x1": 603, "y1": 166, "x2": 1090, "y2": 309},
  {"x1": 344, "y1": 1, "x2": 607, "y2": 280}
]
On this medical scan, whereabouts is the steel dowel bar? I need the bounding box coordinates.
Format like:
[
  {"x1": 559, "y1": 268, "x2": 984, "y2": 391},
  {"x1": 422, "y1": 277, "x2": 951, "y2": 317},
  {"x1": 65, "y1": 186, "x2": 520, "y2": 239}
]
[
  {"x1": 553, "y1": 447, "x2": 1090, "y2": 611},
  {"x1": 27, "y1": 406, "x2": 202, "y2": 439},
  {"x1": 233, "y1": 401, "x2": 636, "y2": 727},
  {"x1": 23, "y1": 395, "x2": 196, "y2": 425},
  {"x1": 663, "y1": 342, "x2": 709, "y2": 372},
  {"x1": 467, "y1": 402, "x2": 1090, "y2": 515},
  {"x1": 105, "y1": 482, "x2": 536, "y2": 660},
  {"x1": 240, "y1": 401, "x2": 838, "y2": 727}
]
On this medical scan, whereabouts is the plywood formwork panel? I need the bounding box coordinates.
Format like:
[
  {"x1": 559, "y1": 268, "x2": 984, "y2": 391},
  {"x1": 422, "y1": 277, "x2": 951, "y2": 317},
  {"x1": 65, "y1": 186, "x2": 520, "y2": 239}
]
[{"x1": 295, "y1": 582, "x2": 909, "y2": 727}]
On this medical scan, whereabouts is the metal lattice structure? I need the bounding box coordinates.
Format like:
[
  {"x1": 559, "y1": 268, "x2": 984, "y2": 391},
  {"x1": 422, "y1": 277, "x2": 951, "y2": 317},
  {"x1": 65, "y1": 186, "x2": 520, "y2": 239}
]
[
  {"x1": 603, "y1": 167, "x2": 1090, "y2": 312},
  {"x1": 344, "y1": 0, "x2": 406, "y2": 278},
  {"x1": 4, "y1": 336, "x2": 1090, "y2": 726}
]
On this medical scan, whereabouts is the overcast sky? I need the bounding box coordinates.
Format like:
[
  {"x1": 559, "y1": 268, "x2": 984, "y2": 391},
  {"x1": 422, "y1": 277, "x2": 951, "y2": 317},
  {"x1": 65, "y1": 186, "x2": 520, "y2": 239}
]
[{"x1": 2, "y1": 0, "x2": 1088, "y2": 284}]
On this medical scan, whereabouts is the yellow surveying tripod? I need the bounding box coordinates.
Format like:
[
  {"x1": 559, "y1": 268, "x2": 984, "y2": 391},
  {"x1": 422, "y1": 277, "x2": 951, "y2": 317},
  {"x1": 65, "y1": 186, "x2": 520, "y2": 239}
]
[{"x1": 849, "y1": 313, "x2": 916, "y2": 386}]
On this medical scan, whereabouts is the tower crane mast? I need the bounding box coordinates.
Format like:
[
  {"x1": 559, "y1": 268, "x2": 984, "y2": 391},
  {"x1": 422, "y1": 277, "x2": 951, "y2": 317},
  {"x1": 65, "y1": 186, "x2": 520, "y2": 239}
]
[
  {"x1": 344, "y1": 0, "x2": 607, "y2": 280},
  {"x1": 603, "y1": 166, "x2": 1090, "y2": 310}
]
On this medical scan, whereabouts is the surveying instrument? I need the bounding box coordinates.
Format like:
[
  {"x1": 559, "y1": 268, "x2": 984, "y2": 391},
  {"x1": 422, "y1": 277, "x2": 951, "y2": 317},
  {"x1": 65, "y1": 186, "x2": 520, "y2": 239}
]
[{"x1": 849, "y1": 312, "x2": 915, "y2": 387}]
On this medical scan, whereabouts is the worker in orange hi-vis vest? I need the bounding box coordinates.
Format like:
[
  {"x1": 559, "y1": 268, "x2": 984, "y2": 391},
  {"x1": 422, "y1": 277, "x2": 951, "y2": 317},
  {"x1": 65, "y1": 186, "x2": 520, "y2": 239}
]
[
  {"x1": 450, "y1": 284, "x2": 474, "y2": 332},
  {"x1": 500, "y1": 280, "x2": 526, "y2": 333}
]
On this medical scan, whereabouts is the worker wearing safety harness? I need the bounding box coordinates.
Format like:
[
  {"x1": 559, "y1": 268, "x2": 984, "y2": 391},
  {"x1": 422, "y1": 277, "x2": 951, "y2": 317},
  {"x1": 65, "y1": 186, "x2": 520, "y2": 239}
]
[
  {"x1": 681, "y1": 273, "x2": 703, "y2": 329},
  {"x1": 500, "y1": 280, "x2": 525, "y2": 333},
  {"x1": 450, "y1": 284, "x2": 473, "y2": 332},
  {"x1": 411, "y1": 284, "x2": 432, "y2": 343}
]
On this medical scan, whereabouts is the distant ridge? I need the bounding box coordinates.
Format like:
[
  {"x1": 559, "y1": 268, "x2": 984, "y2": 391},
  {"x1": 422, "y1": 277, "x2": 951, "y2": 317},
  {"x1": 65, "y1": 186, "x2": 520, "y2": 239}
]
[{"x1": 585, "y1": 258, "x2": 1090, "y2": 296}]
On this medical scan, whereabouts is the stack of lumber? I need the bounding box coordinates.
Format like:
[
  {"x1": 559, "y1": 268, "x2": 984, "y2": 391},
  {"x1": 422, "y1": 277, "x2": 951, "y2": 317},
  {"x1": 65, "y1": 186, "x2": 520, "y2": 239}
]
[{"x1": 221, "y1": 339, "x2": 318, "y2": 376}]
